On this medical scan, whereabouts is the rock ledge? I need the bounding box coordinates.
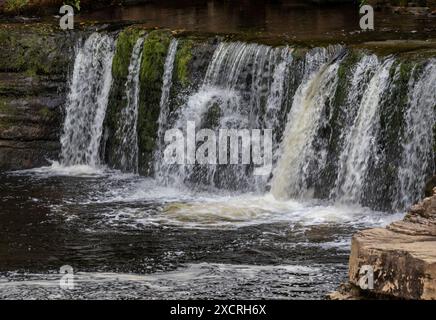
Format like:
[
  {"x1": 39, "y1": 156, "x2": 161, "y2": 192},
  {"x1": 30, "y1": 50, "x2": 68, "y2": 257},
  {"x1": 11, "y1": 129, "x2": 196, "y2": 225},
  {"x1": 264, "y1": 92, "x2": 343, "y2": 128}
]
[{"x1": 330, "y1": 187, "x2": 436, "y2": 300}]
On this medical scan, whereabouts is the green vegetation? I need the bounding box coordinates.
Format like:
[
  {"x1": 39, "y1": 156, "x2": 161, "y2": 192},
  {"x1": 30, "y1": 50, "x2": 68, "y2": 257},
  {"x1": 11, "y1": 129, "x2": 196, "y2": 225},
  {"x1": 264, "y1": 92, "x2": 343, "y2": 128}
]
[
  {"x1": 104, "y1": 28, "x2": 144, "y2": 168},
  {"x1": 4, "y1": 0, "x2": 29, "y2": 13},
  {"x1": 0, "y1": 99, "x2": 15, "y2": 115},
  {"x1": 0, "y1": 25, "x2": 70, "y2": 75},
  {"x1": 64, "y1": 0, "x2": 81, "y2": 11},
  {"x1": 112, "y1": 28, "x2": 143, "y2": 79},
  {"x1": 391, "y1": 0, "x2": 409, "y2": 6},
  {"x1": 174, "y1": 40, "x2": 193, "y2": 87},
  {"x1": 38, "y1": 106, "x2": 55, "y2": 120},
  {"x1": 203, "y1": 103, "x2": 222, "y2": 128},
  {"x1": 137, "y1": 30, "x2": 172, "y2": 175}
]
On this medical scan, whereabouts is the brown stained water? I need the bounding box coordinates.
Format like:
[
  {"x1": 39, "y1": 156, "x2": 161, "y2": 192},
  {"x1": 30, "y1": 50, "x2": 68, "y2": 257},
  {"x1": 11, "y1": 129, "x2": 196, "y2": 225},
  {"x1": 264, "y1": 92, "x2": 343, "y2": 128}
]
[{"x1": 78, "y1": 0, "x2": 436, "y2": 40}]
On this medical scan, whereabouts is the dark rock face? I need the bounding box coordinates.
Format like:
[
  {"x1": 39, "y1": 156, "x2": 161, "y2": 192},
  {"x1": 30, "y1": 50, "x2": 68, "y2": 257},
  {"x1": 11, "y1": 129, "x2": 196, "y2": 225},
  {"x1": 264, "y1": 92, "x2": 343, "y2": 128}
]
[{"x1": 0, "y1": 24, "x2": 76, "y2": 170}]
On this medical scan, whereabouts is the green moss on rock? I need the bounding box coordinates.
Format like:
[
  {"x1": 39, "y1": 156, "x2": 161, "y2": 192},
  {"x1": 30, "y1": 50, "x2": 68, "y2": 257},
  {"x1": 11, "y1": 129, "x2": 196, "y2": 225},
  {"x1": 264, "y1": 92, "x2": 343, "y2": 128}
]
[
  {"x1": 137, "y1": 30, "x2": 172, "y2": 175},
  {"x1": 202, "y1": 103, "x2": 222, "y2": 128},
  {"x1": 103, "y1": 28, "x2": 145, "y2": 169},
  {"x1": 0, "y1": 24, "x2": 73, "y2": 75},
  {"x1": 37, "y1": 106, "x2": 55, "y2": 120},
  {"x1": 112, "y1": 28, "x2": 144, "y2": 80},
  {"x1": 0, "y1": 98, "x2": 16, "y2": 115},
  {"x1": 4, "y1": 0, "x2": 29, "y2": 13},
  {"x1": 174, "y1": 39, "x2": 193, "y2": 88}
]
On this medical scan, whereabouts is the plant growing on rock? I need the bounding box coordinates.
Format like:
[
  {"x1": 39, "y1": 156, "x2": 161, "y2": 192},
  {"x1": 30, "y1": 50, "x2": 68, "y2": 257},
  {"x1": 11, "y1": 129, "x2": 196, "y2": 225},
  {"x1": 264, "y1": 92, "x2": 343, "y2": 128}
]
[
  {"x1": 64, "y1": 0, "x2": 80, "y2": 11},
  {"x1": 4, "y1": 0, "x2": 29, "y2": 13}
]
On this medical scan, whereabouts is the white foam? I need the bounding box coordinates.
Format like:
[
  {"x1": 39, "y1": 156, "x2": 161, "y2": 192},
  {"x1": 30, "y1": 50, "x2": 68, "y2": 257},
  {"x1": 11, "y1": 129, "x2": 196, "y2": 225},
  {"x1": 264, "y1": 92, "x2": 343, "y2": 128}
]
[{"x1": 88, "y1": 181, "x2": 404, "y2": 230}]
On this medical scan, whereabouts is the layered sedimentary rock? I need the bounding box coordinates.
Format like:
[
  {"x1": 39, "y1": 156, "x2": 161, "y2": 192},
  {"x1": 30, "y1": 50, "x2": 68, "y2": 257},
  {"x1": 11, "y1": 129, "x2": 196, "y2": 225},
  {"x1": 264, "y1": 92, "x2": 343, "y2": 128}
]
[
  {"x1": 347, "y1": 186, "x2": 436, "y2": 299},
  {"x1": 0, "y1": 24, "x2": 76, "y2": 170}
]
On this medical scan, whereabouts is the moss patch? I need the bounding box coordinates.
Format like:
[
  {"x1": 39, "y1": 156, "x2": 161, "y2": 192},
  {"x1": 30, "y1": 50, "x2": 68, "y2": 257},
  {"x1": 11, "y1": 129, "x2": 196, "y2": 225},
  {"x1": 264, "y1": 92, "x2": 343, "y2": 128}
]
[
  {"x1": 0, "y1": 99, "x2": 17, "y2": 115},
  {"x1": 174, "y1": 39, "x2": 193, "y2": 88},
  {"x1": 37, "y1": 106, "x2": 55, "y2": 120},
  {"x1": 111, "y1": 28, "x2": 144, "y2": 80},
  {"x1": 4, "y1": 0, "x2": 29, "y2": 13},
  {"x1": 103, "y1": 27, "x2": 145, "y2": 169},
  {"x1": 0, "y1": 24, "x2": 74, "y2": 75},
  {"x1": 137, "y1": 29, "x2": 172, "y2": 175}
]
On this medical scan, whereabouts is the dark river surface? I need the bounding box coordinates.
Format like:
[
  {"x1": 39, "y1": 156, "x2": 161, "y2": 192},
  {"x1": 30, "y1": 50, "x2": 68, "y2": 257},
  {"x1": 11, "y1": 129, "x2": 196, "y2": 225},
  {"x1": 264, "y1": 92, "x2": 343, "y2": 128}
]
[
  {"x1": 0, "y1": 166, "x2": 402, "y2": 299},
  {"x1": 78, "y1": 0, "x2": 436, "y2": 40}
]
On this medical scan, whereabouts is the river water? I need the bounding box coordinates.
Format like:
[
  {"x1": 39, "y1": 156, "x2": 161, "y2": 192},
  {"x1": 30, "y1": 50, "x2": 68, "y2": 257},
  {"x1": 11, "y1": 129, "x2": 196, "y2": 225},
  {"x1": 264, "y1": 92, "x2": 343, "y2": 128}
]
[
  {"x1": 78, "y1": 0, "x2": 436, "y2": 39},
  {"x1": 0, "y1": 2, "x2": 434, "y2": 299},
  {"x1": 0, "y1": 166, "x2": 401, "y2": 299}
]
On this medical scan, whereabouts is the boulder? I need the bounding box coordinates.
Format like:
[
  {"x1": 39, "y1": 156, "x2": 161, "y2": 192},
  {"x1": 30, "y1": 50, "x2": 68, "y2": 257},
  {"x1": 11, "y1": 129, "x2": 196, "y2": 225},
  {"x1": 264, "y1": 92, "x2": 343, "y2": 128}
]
[{"x1": 347, "y1": 188, "x2": 436, "y2": 299}]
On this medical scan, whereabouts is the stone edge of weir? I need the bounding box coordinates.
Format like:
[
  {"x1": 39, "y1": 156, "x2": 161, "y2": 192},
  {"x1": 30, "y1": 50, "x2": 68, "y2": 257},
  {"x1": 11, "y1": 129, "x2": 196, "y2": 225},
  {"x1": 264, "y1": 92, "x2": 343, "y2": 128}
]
[{"x1": 327, "y1": 176, "x2": 436, "y2": 300}]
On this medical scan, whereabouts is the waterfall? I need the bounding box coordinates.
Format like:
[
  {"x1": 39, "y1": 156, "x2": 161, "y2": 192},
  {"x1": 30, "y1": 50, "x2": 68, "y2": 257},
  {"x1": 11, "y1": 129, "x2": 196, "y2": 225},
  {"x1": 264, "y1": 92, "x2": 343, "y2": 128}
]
[
  {"x1": 56, "y1": 31, "x2": 435, "y2": 211},
  {"x1": 60, "y1": 33, "x2": 115, "y2": 167},
  {"x1": 265, "y1": 47, "x2": 293, "y2": 147},
  {"x1": 328, "y1": 54, "x2": 380, "y2": 200},
  {"x1": 157, "y1": 42, "x2": 290, "y2": 190},
  {"x1": 395, "y1": 60, "x2": 436, "y2": 208},
  {"x1": 334, "y1": 58, "x2": 395, "y2": 204},
  {"x1": 202, "y1": 42, "x2": 282, "y2": 129},
  {"x1": 154, "y1": 39, "x2": 179, "y2": 180},
  {"x1": 270, "y1": 51, "x2": 341, "y2": 200},
  {"x1": 113, "y1": 37, "x2": 144, "y2": 173}
]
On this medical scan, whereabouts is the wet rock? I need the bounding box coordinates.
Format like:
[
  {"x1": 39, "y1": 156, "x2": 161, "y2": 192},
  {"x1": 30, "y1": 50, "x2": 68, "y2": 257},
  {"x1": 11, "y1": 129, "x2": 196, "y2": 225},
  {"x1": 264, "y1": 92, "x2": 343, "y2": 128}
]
[
  {"x1": 326, "y1": 283, "x2": 364, "y2": 300},
  {"x1": 0, "y1": 140, "x2": 60, "y2": 170},
  {"x1": 425, "y1": 175, "x2": 436, "y2": 197},
  {"x1": 347, "y1": 189, "x2": 436, "y2": 299},
  {"x1": 0, "y1": 24, "x2": 77, "y2": 170}
]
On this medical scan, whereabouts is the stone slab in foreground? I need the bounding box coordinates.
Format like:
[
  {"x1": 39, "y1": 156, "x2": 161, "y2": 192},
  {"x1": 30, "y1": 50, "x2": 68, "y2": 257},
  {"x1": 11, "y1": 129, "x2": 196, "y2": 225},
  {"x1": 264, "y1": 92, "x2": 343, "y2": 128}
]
[{"x1": 347, "y1": 187, "x2": 436, "y2": 300}]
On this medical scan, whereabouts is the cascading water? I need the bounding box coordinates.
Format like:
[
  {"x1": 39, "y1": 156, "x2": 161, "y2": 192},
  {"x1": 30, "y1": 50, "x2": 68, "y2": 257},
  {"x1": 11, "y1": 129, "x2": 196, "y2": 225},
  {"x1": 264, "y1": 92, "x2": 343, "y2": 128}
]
[
  {"x1": 334, "y1": 58, "x2": 395, "y2": 204},
  {"x1": 395, "y1": 60, "x2": 436, "y2": 208},
  {"x1": 56, "y1": 34, "x2": 435, "y2": 211},
  {"x1": 328, "y1": 54, "x2": 380, "y2": 200},
  {"x1": 113, "y1": 37, "x2": 144, "y2": 173},
  {"x1": 4, "y1": 29, "x2": 436, "y2": 300},
  {"x1": 157, "y1": 42, "x2": 291, "y2": 191},
  {"x1": 265, "y1": 47, "x2": 293, "y2": 151},
  {"x1": 60, "y1": 33, "x2": 115, "y2": 167},
  {"x1": 154, "y1": 39, "x2": 179, "y2": 180},
  {"x1": 270, "y1": 50, "x2": 341, "y2": 200}
]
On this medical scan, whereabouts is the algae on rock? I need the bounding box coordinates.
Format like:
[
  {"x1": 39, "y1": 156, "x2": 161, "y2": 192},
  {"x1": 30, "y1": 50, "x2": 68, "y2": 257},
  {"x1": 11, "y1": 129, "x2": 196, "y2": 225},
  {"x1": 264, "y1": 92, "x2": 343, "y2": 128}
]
[{"x1": 137, "y1": 30, "x2": 172, "y2": 175}]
